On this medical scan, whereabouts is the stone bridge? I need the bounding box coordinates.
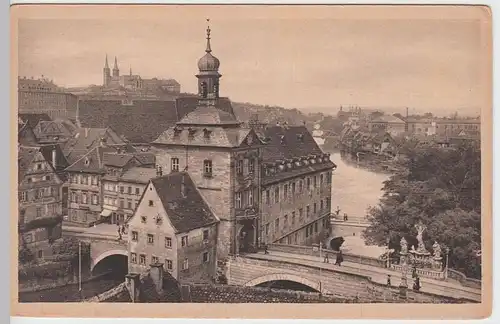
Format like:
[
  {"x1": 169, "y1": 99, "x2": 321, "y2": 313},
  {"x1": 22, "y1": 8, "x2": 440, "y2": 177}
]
[
  {"x1": 63, "y1": 228, "x2": 128, "y2": 272},
  {"x1": 228, "y1": 248, "x2": 481, "y2": 302}
]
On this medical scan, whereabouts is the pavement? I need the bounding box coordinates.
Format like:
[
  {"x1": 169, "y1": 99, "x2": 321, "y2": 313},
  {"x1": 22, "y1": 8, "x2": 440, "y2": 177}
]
[{"x1": 247, "y1": 250, "x2": 481, "y2": 302}]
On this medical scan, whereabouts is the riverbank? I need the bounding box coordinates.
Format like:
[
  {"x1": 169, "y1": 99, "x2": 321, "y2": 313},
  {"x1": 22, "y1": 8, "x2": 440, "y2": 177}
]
[
  {"x1": 18, "y1": 271, "x2": 125, "y2": 302},
  {"x1": 19, "y1": 271, "x2": 110, "y2": 293}
]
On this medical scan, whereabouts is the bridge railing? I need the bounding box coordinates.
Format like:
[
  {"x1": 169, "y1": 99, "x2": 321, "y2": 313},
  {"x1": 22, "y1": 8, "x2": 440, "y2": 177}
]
[
  {"x1": 447, "y1": 268, "x2": 482, "y2": 289},
  {"x1": 267, "y1": 243, "x2": 386, "y2": 268}
]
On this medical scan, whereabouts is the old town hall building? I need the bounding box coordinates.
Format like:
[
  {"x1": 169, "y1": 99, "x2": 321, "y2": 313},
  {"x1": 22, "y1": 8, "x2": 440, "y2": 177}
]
[{"x1": 150, "y1": 23, "x2": 335, "y2": 261}]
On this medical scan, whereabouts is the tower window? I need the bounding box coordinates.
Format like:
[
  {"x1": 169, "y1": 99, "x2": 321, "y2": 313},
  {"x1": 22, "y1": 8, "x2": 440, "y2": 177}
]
[
  {"x1": 171, "y1": 158, "x2": 179, "y2": 172},
  {"x1": 203, "y1": 128, "x2": 212, "y2": 139},
  {"x1": 203, "y1": 160, "x2": 213, "y2": 177}
]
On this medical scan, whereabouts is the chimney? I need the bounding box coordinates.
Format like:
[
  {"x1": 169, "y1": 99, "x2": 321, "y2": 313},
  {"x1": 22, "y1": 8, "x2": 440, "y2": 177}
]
[
  {"x1": 149, "y1": 262, "x2": 164, "y2": 294},
  {"x1": 125, "y1": 273, "x2": 141, "y2": 303},
  {"x1": 51, "y1": 148, "x2": 57, "y2": 170},
  {"x1": 181, "y1": 174, "x2": 186, "y2": 198}
]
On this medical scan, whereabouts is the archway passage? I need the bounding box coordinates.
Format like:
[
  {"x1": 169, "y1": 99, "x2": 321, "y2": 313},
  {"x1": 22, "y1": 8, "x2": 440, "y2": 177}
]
[
  {"x1": 256, "y1": 280, "x2": 319, "y2": 293},
  {"x1": 92, "y1": 254, "x2": 128, "y2": 282},
  {"x1": 238, "y1": 219, "x2": 257, "y2": 253}
]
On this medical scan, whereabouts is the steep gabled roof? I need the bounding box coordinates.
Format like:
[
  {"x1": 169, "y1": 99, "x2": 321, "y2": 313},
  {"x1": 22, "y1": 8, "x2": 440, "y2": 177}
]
[
  {"x1": 176, "y1": 105, "x2": 240, "y2": 126},
  {"x1": 65, "y1": 146, "x2": 110, "y2": 173},
  {"x1": 153, "y1": 126, "x2": 250, "y2": 148},
  {"x1": 18, "y1": 144, "x2": 68, "y2": 181},
  {"x1": 120, "y1": 167, "x2": 157, "y2": 184},
  {"x1": 371, "y1": 115, "x2": 405, "y2": 124},
  {"x1": 151, "y1": 172, "x2": 218, "y2": 233}
]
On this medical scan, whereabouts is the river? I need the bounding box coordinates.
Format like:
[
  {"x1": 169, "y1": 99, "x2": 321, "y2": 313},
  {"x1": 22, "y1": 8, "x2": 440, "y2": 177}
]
[{"x1": 330, "y1": 152, "x2": 390, "y2": 222}]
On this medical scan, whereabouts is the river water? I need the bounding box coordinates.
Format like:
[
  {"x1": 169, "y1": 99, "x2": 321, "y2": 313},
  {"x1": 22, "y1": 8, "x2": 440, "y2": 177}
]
[{"x1": 330, "y1": 152, "x2": 390, "y2": 222}]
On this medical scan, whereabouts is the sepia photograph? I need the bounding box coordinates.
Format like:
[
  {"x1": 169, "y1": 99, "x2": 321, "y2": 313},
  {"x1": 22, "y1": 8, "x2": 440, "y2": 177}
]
[{"x1": 11, "y1": 4, "x2": 492, "y2": 319}]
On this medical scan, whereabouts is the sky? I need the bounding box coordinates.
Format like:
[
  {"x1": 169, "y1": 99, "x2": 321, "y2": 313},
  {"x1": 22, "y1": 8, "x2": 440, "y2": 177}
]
[{"x1": 16, "y1": 6, "x2": 489, "y2": 116}]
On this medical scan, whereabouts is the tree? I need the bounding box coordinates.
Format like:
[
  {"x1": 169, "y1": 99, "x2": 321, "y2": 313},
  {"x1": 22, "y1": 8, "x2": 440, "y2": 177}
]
[
  {"x1": 362, "y1": 141, "x2": 481, "y2": 278},
  {"x1": 51, "y1": 237, "x2": 91, "y2": 269}
]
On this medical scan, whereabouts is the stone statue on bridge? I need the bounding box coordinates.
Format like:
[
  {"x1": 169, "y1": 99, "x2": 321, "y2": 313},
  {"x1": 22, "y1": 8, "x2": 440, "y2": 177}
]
[
  {"x1": 414, "y1": 221, "x2": 428, "y2": 254},
  {"x1": 432, "y1": 241, "x2": 442, "y2": 259},
  {"x1": 400, "y1": 237, "x2": 408, "y2": 255}
]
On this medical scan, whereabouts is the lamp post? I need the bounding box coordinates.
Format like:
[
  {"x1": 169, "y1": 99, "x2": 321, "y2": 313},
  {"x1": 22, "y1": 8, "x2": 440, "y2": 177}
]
[
  {"x1": 444, "y1": 247, "x2": 450, "y2": 280},
  {"x1": 78, "y1": 241, "x2": 82, "y2": 301},
  {"x1": 386, "y1": 237, "x2": 391, "y2": 269},
  {"x1": 318, "y1": 241, "x2": 323, "y2": 294}
]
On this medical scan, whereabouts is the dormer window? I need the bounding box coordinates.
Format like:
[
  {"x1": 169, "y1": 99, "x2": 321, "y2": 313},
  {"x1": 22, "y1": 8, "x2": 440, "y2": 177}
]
[
  {"x1": 295, "y1": 161, "x2": 301, "y2": 167},
  {"x1": 173, "y1": 126, "x2": 182, "y2": 137},
  {"x1": 188, "y1": 128, "x2": 196, "y2": 138},
  {"x1": 84, "y1": 157, "x2": 90, "y2": 166},
  {"x1": 297, "y1": 133, "x2": 304, "y2": 141},
  {"x1": 203, "y1": 128, "x2": 212, "y2": 139}
]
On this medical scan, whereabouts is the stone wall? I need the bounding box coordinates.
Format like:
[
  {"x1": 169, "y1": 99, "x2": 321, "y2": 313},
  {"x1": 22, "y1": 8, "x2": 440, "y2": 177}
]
[{"x1": 330, "y1": 221, "x2": 368, "y2": 239}]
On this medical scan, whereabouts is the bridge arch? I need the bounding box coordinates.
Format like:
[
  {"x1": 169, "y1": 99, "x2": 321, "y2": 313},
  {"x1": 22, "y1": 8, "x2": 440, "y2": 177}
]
[
  {"x1": 91, "y1": 249, "x2": 128, "y2": 271},
  {"x1": 244, "y1": 273, "x2": 322, "y2": 293}
]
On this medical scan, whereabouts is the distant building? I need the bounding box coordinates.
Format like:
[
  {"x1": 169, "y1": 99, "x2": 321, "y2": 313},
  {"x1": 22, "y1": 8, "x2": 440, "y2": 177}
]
[
  {"x1": 405, "y1": 118, "x2": 437, "y2": 136},
  {"x1": 18, "y1": 144, "x2": 69, "y2": 261},
  {"x1": 32, "y1": 119, "x2": 77, "y2": 145},
  {"x1": 64, "y1": 145, "x2": 156, "y2": 227},
  {"x1": 434, "y1": 118, "x2": 480, "y2": 137},
  {"x1": 102, "y1": 55, "x2": 181, "y2": 93},
  {"x1": 101, "y1": 160, "x2": 157, "y2": 225},
  {"x1": 127, "y1": 172, "x2": 219, "y2": 283},
  {"x1": 18, "y1": 76, "x2": 78, "y2": 120},
  {"x1": 368, "y1": 115, "x2": 406, "y2": 136}
]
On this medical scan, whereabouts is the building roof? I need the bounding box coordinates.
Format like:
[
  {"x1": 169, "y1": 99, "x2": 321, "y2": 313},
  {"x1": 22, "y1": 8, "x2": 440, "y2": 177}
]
[
  {"x1": 102, "y1": 152, "x2": 136, "y2": 168},
  {"x1": 260, "y1": 125, "x2": 324, "y2": 162},
  {"x1": 120, "y1": 167, "x2": 157, "y2": 184},
  {"x1": 61, "y1": 127, "x2": 126, "y2": 164},
  {"x1": 77, "y1": 99, "x2": 194, "y2": 144},
  {"x1": 434, "y1": 118, "x2": 481, "y2": 124},
  {"x1": 134, "y1": 153, "x2": 156, "y2": 166},
  {"x1": 18, "y1": 144, "x2": 69, "y2": 181},
  {"x1": 18, "y1": 113, "x2": 52, "y2": 128},
  {"x1": 151, "y1": 172, "x2": 218, "y2": 233},
  {"x1": 153, "y1": 125, "x2": 252, "y2": 148},
  {"x1": 176, "y1": 105, "x2": 240, "y2": 126}
]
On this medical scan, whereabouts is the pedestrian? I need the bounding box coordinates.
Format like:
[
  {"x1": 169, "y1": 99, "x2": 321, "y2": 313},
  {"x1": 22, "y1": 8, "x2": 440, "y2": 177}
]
[
  {"x1": 335, "y1": 206, "x2": 341, "y2": 217},
  {"x1": 117, "y1": 226, "x2": 122, "y2": 241},
  {"x1": 335, "y1": 250, "x2": 343, "y2": 266},
  {"x1": 324, "y1": 252, "x2": 329, "y2": 263},
  {"x1": 386, "y1": 275, "x2": 391, "y2": 287},
  {"x1": 264, "y1": 244, "x2": 269, "y2": 255},
  {"x1": 344, "y1": 213, "x2": 348, "y2": 221},
  {"x1": 412, "y1": 265, "x2": 417, "y2": 278},
  {"x1": 413, "y1": 276, "x2": 421, "y2": 291}
]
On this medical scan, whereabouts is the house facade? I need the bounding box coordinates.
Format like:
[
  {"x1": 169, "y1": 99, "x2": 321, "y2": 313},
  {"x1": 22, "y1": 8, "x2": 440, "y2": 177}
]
[
  {"x1": 127, "y1": 172, "x2": 219, "y2": 284},
  {"x1": 18, "y1": 144, "x2": 68, "y2": 260}
]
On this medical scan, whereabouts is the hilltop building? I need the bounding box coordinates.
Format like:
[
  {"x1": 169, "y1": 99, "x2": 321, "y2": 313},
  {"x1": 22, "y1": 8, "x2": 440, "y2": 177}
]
[
  {"x1": 102, "y1": 55, "x2": 181, "y2": 93},
  {"x1": 18, "y1": 76, "x2": 78, "y2": 120}
]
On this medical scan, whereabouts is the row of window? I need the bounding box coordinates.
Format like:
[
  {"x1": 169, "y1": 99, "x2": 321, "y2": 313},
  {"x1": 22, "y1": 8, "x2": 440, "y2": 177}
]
[
  {"x1": 25, "y1": 174, "x2": 52, "y2": 184},
  {"x1": 272, "y1": 217, "x2": 329, "y2": 245},
  {"x1": 130, "y1": 229, "x2": 210, "y2": 247},
  {"x1": 264, "y1": 173, "x2": 331, "y2": 205},
  {"x1": 130, "y1": 252, "x2": 210, "y2": 270},
  {"x1": 69, "y1": 209, "x2": 95, "y2": 223},
  {"x1": 18, "y1": 203, "x2": 57, "y2": 223},
  {"x1": 104, "y1": 183, "x2": 142, "y2": 196},
  {"x1": 19, "y1": 186, "x2": 58, "y2": 202},
  {"x1": 264, "y1": 198, "x2": 331, "y2": 235},
  {"x1": 169, "y1": 157, "x2": 256, "y2": 178},
  {"x1": 103, "y1": 196, "x2": 139, "y2": 210},
  {"x1": 235, "y1": 189, "x2": 254, "y2": 209},
  {"x1": 70, "y1": 174, "x2": 99, "y2": 186},
  {"x1": 70, "y1": 190, "x2": 99, "y2": 205}
]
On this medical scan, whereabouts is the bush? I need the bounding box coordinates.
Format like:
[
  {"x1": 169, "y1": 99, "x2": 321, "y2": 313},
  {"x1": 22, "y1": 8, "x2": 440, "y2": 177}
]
[
  {"x1": 51, "y1": 237, "x2": 91, "y2": 267},
  {"x1": 18, "y1": 246, "x2": 34, "y2": 264}
]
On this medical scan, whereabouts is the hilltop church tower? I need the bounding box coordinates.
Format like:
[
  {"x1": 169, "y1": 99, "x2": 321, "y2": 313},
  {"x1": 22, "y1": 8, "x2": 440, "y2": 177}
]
[
  {"x1": 103, "y1": 54, "x2": 111, "y2": 87},
  {"x1": 113, "y1": 56, "x2": 120, "y2": 77}
]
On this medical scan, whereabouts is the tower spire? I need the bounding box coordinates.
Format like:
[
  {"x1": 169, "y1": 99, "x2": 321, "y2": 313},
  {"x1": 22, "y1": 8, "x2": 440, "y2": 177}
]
[
  {"x1": 205, "y1": 18, "x2": 212, "y2": 53},
  {"x1": 114, "y1": 56, "x2": 118, "y2": 70},
  {"x1": 104, "y1": 54, "x2": 109, "y2": 69},
  {"x1": 130, "y1": 66, "x2": 132, "y2": 76}
]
